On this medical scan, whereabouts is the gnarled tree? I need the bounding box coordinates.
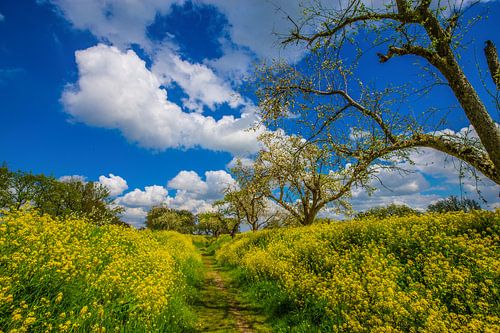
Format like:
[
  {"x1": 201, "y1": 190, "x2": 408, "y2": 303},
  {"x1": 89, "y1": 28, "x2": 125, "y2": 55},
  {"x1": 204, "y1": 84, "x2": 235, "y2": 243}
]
[
  {"x1": 256, "y1": 0, "x2": 500, "y2": 187},
  {"x1": 253, "y1": 132, "x2": 353, "y2": 225},
  {"x1": 225, "y1": 160, "x2": 283, "y2": 231}
]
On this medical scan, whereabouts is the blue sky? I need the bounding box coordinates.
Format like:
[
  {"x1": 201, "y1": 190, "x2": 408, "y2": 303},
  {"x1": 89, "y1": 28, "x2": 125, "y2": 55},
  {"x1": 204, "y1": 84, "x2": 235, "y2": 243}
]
[{"x1": 0, "y1": 0, "x2": 498, "y2": 226}]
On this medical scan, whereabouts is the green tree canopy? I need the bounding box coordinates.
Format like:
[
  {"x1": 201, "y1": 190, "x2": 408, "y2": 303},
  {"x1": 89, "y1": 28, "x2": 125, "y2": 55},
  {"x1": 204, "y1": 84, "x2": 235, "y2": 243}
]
[
  {"x1": 197, "y1": 211, "x2": 238, "y2": 237},
  {"x1": 356, "y1": 204, "x2": 420, "y2": 219},
  {"x1": 145, "y1": 206, "x2": 195, "y2": 233},
  {"x1": 427, "y1": 196, "x2": 481, "y2": 213},
  {"x1": 0, "y1": 165, "x2": 123, "y2": 225}
]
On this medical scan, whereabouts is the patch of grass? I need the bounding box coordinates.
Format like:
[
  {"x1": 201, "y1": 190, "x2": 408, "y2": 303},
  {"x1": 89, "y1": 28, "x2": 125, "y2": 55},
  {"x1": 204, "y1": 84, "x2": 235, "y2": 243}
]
[
  {"x1": 205, "y1": 235, "x2": 233, "y2": 256},
  {"x1": 191, "y1": 247, "x2": 272, "y2": 332},
  {"x1": 225, "y1": 267, "x2": 332, "y2": 332}
]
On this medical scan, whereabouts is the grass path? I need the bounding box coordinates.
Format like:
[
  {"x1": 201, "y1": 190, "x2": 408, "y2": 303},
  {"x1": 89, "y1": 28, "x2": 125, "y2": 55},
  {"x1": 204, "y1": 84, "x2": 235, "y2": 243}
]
[{"x1": 192, "y1": 249, "x2": 271, "y2": 332}]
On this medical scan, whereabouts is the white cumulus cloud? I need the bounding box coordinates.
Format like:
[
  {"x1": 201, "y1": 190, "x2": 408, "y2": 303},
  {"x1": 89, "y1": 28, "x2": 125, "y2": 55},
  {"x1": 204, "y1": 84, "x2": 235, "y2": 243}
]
[
  {"x1": 61, "y1": 44, "x2": 262, "y2": 155},
  {"x1": 168, "y1": 169, "x2": 235, "y2": 201},
  {"x1": 168, "y1": 170, "x2": 208, "y2": 194},
  {"x1": 113, "y1": 169, "x2": 235, "y2": 226},
  {"x1": 47, "y1": 0, "x2": 183, "y2": 48},
  {"x1": 152, "y1": 45, "x2": 243, "y2": 112},
  {"x1": 120, "y1": 207, "x2": 148, "y2": 227},
  {"x1": 98, "y1": 173, "x2": 128, "y2": 196},
  {"x1": 200, "y1": 0, "x2": 304, "y2": 61},
  {"x1": 166, "y1": 169, "x2": 235, "y2": 213},
  {"x1": 351, "y1": 144, "x2": 499, "y2": 214},
  {"x1": 115, "y1": 185, "x2": 169, "y2": 208}
]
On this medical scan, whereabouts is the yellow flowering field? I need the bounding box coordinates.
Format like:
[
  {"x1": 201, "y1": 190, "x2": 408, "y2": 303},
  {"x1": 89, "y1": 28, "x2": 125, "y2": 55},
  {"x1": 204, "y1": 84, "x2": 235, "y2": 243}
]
[
  {"x1": 0, "y1": 210, "x2": 202, "y2": 333},
  {"x1": 217, "y1": 211, "x2": 500, "y2": 332}
]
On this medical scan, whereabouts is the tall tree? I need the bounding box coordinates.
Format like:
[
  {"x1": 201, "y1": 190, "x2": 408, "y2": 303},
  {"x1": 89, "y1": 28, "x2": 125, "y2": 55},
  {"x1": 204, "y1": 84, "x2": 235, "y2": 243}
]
[
  {"x1": 256, "y1": 0, "x2": 500, "y2": 187},
  {"x1": 212, "y1": 199, "x2": 241, "y2": 237},
  {"x1": 253, "y1": 132, "x2": 352, "y2": 226},
  {"x1": 225, "y1": 160, "x2": 282, "y2": 231}
]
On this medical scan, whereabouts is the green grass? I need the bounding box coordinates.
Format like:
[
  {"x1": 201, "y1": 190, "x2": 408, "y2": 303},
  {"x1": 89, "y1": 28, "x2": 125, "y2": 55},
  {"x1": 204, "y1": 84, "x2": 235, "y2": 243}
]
[
  {"x1": 225, "y1": 267, "x2": 334, "y2": 332},
  {"x1": 191, "y1": 241, "x2": 272, "y2": 332}
]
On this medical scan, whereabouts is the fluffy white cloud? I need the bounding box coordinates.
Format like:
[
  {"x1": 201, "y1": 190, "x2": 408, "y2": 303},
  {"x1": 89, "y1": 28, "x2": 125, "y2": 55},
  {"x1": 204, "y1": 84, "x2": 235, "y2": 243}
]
[
  {"x1": 167, "y1": 192, "x2": 214, "y2": 214},
  {"x1": 58, "y1": 175, "x2": 86, "y2": 183},
  {"x1": 46, "y1": 0, "x2": 305, "y2": 122},
  {"x1": 350, "y1": 166, "x2": 434, "y2": 212},
  {"x1": 352, "y1": 192, "x2": 443, "y2": 213},
  {"x1": 62, "y1": 44, "x2": 262, "y2": 155},
  {"x1": 98, "y1": 173, "x2": 128, "y2": 196},
  {"x1": 50, "y1": 1, "x2": 294, "y2": 157},
  {"x1": 408, "y1": 148, "x2": 499, "y2": 207},
  {"x1": 112, "y1": 169, "x2": 235, "y2": 226},
  {"x1": 152, "y1": 45, "x2": 243, "y2": 112},
  {"x1": 120, "y1": 207, "x2": 148, "y2": 227},
  {"x1": 168, "y1": 169, "x2": 235, "y2": 200},
  {"x1": 165, "y1": 169, "x2": 235, "y2": 213},
  {"x1": 200, "y1": 0, "x2": 304, "y2": 61},
  {"x1": 352, "y1": 168, "x2": 430, "y2": 199},
  {"x1": 47, "y1": 0, "x2": 303, "y2": 59},
  {"x1": 115, "y1": 185, "x2": 168, "y2": 208},
  {"x1": 204, "y1": 170, "x2": 236, "y2": 197},
  {"x1": 47, "y1": 0, "x2": 183, "y2": 48},
  {"x1": 168, "y1": 170, "x2": 207, "y2": 194},
  {"x1": 204, "y1": 43, "x2": 254, "y2": 84}
]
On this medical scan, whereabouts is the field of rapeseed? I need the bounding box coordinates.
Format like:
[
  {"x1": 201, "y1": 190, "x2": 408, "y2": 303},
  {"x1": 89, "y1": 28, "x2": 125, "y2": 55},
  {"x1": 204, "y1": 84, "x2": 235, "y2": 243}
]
[
  {"x1": 217, "y1": 211, "x2": 500, "y2": 332},
  {"x1": 0, "y1": 210, "x2": 202, "y2": 333}
]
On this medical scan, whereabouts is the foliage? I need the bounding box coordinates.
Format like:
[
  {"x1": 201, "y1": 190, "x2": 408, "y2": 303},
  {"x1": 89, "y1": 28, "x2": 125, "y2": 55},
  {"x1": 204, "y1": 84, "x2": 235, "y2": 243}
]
[
  {"x1": 428, "y1": 195, "x2": 482, "y2": 213},
  {"x1": 253, "y1": 132, "x2": 353, "y2": 225},
  {"x1": 145, "y1": 206, "x2": 195, "y2": 233},
  {"x1": 355, "y1": 203, "x2": 420, "y2": 219},
  {"x1": 223, "y1": 160, "x2": 281, "y2": 231},
  {"x1": 0, "y1": 165, "x2": 123, "y2": 226},
  {"x1": 255, "y1": 0, "x2": 500, "y2": 187},
  {"x1": 217, "y1": 211, "x2": 500, "y2": 331},
  {"x1": 0, "y1": 210, "x2": 202, "y2": 332},
  {"x1": 196, "y1": 211, "x2": 238, "y2": 237}
]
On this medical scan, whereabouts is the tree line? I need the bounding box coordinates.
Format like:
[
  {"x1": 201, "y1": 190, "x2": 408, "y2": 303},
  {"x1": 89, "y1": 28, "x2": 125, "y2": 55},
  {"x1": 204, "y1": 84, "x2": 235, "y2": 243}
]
[
  {"x1": 0, "y1": 164, "x2": 125, "y2": 226},
  {"x1": 0, "y1": 163, "x2": 482, "y2": 235}
]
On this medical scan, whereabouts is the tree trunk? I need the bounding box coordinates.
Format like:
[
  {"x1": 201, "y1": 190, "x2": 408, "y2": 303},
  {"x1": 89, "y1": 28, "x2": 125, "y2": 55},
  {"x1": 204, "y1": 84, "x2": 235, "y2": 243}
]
[
  {"x1": 230, "y1": 224, "x2": 238, "y2": 238},
  {"x1": 485, "y1": 40, "x2": 500, "y2": 90},
  {"x1": 302, "y1": 212, "x2": 316, "y2": 226},
  {"x1": 436, "y1": 54, "x2": 500, "y2": 180}
]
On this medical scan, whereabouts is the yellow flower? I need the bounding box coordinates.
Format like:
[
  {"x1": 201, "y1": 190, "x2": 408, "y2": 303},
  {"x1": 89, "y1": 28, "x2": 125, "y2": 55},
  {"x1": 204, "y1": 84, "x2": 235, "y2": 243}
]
[
  {"x1": 79, "y1": 306, "x2": 88, "y2": 316},
  {"x1": 23, "y1": 317, "x2": 36, "y2": 326},
  {"x1": 55, "y1": 292, "x2": 63, "y2": 304},
  {"x1": 12, "y1": 313, "x2": 22, "y2": 322}
]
